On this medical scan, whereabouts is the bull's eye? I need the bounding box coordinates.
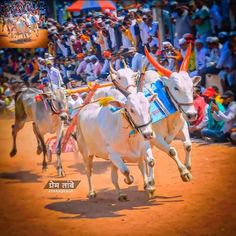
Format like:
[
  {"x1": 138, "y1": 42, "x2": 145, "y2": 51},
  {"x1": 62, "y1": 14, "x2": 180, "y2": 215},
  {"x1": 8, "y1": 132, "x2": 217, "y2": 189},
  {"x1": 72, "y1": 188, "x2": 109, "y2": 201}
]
[
  {"x1": 130, "y1": 108, "x2": 135, "y2": 114},
  {"x1": 174, "y1": 87, "x2": 179, "y2": 91}
]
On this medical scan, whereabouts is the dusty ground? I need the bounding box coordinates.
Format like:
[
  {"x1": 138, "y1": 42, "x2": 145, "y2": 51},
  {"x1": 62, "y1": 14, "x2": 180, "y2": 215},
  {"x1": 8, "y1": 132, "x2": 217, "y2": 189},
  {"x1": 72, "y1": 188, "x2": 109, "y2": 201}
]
[
  {"x1": 0, "y1": 27, "x2": 48, "y2": 48},
  {"x1": 0, "y1": 117, "x2": 235, "y2": 236}
]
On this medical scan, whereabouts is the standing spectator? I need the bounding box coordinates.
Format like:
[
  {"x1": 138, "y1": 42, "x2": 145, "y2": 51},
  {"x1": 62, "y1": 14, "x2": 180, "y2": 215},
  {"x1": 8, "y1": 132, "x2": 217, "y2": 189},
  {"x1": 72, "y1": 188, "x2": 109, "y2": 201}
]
[
  {"x1": 192, "y1": 0, "x2": 212, "y2": 42},
  {"x1": 46, "y1": 60, "x2": 64, "y2": 89},
  {"x1": 172, "y1": 6, "x2": 193, "y2": 48}
]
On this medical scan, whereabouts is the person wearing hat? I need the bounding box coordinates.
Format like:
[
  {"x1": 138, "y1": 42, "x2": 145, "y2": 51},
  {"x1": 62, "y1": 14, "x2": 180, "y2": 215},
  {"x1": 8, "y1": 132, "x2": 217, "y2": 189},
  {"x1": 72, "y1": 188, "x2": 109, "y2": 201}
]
[
  {"x1": 46, "y1": 60, "x2": 64, "y2": 90},
  {"x1": 195, "y1": 39, "x2": 207, "y2": 72},
  {"x1": 189, "y1": 87, "x2": 225, "y2": 139},
  {"x1": 208, "y1": 90, "x2": 236, "y2": 142}
]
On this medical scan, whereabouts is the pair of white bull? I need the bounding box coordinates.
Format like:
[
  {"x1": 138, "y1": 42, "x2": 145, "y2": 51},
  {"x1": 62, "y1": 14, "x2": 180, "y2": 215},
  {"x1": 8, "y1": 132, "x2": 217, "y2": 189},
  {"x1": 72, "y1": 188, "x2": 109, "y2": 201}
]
[
  {"x1": 77, "y1": 44, "x2": 201, "y2": 201},
  {"x1": 6, "y1": 14, "x2": 39, "y2": 39}
]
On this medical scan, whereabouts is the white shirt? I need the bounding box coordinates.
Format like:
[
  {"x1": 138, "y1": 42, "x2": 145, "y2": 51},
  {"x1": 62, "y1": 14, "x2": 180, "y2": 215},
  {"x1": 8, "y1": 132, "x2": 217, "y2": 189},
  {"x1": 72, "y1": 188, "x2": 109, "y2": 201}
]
[
  {"x1": 101, "y1": 59, "x2": 109, "y2": 75},
  {"x1": 85, "y1": 62, "x2": 93, "y2": 76},
  {"x1": 131, "y1": 52, "x2": 145, "y2": 72},
  {"x1": 76, "y1": 61, "x2": 87, "y2": 75},
  {"x1": 138, "y1": 21, "x2": 149, "y2": 45},
  {"x1": 195, "y1": 47, "x2": 208, "y2": 70},
  {"x1": 108, "y1": 26, "x2": 116, "y2": 48},
  {"x1": 67, "y1": 95, "x2": 83, "y2": 118},
  {"x1": 121, "y1": 32, "x2": 132, "y2": 49},
  {"x1": 47, "y1": 66, "x2": 64, "y2": 89},
  {"x1": 56, "y1": 39, "x2": 69, "y2": 57},
  {"x1": 213, "y1": 101, "x2": 236, "y2": 133}
]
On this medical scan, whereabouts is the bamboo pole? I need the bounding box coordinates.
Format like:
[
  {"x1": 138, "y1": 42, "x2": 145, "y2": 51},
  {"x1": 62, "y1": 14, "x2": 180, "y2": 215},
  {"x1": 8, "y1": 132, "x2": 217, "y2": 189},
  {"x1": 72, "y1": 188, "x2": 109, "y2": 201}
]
[{"x1": 66, "y1": 82, "x2": 113, "y2": 95}]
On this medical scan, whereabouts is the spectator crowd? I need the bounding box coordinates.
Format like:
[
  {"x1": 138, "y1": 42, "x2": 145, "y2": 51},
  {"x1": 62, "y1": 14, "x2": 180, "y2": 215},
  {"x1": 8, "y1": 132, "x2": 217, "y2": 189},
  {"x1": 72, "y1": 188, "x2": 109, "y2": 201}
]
[{"x1": 0, "y1": 0, "x2": 236, "y2": 144}]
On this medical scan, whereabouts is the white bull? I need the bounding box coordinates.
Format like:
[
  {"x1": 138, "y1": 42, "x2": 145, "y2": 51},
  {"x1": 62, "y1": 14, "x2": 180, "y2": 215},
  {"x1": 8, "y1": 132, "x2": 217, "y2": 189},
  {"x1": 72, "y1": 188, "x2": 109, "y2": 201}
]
[
  {"x1": 76, "y1": 80, "x2": 156, "y2": 201},
  {"x1": 144, "y1": 45, "x2": 201, "y2": 181},
  {"x1": 96, "y1": 45, "x2": 201, "y2": 183}
]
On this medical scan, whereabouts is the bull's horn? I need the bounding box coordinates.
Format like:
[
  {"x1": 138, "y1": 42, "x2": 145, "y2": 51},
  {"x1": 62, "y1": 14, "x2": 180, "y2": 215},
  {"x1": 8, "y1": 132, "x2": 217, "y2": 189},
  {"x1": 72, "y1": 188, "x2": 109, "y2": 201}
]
[
  {"x1": 137, "y1": 64, "x2": 147, "y2": 92},
  {"x1": 122, "y1": 59, "x2": 128, "y2": 69},
  {"x1": 144, "y1": 46, "x2": 172, "y2": 77},
  {"x1": 109, "y1": 62, "x2": 118, "y2": 75},
  {"x1": 179, "y1": 43, "x2": 192, "y2": 72},
  {"x1": 110, "y1": 71, "x2": 131, "y2": 97}
]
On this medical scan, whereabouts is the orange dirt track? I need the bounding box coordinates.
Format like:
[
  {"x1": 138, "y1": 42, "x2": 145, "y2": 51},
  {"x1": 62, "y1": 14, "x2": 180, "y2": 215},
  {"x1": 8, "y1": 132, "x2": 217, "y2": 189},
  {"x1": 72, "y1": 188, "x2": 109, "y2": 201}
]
[
  {"x1": 0, "y1": 117, "x2": 236, "y2": 236},
  {"x1": 0, "y1": 28, "x2": 48, "y2": 48}
]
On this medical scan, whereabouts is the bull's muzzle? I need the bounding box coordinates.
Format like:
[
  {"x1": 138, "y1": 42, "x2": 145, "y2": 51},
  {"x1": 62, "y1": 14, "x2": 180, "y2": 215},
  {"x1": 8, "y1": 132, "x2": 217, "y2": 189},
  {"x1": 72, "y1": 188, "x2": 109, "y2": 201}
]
[
  {"x1": 186, "y1": 112, "x2": 197, "y2": 121},
  {"x1": 60, "y1": 112, "x2": 68, "y2": 121},
  {"x1": 143, "y1": 131, "x2": 155, "y2": 140}
]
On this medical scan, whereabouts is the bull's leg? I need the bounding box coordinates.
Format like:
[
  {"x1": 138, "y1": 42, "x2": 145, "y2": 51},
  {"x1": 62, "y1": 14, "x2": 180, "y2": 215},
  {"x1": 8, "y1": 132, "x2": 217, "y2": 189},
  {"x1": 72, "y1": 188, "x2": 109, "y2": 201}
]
[
  {"x1": 108, "y1": 151, "x2": 134, "y2": 185},
  {"x1": 33, "y1": 124, "x2": 47, "y2": 171},
  {"x1": 151, "y1": 134, "x2": 192, "y2": 182},
  {"x1": 142, "y1": 142, "x2": 155, "y2": 186},
  {"x1": 175, "y1": 122, "x2": 192, "y2": 171},
  {"x1": 10, "y1": 119, "x2": 26, "y2": 157},
  {"x1": 32, "y1": 122, "x2": 42, "y2": 155},
  {"x1": 55, "y1": 122, "x2": 65, "y2": 177},
  {"x1": 111, "y1": 164, "x2": 127, "y2": 201},
  {"x1": 84, "y1": 155, "x2": 96, "y2": 198},
  {"x1": 138, "y1": 160, "x2": 155, "y2": 197}
]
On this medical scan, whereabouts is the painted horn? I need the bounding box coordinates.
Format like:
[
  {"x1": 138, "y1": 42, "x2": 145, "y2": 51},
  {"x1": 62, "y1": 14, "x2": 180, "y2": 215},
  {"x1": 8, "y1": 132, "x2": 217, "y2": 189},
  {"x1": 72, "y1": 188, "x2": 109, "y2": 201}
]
[
  {"x1": 179, "y1": 43, "x2": 192, "y2": 72},
  {"x1": 110, "y1": 70, "x2": 131, "y2": 97},
  {"x1": 137, "y1": 65, "x2": 147, "y2": 92},
  {"x1": 109, "y1": 62, "x2": 118, "y2": 75},
  {"x1": 144, "y1": 46, "x2": 172, "y2": 77}
]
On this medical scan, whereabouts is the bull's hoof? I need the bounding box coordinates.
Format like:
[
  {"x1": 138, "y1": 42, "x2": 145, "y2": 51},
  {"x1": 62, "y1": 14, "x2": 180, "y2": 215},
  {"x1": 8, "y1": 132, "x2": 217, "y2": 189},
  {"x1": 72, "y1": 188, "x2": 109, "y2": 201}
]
[
  {"x1": 181, "y1": 171, "x2": 192, "y2": 182},
  {"x1": 37, "y1": 146, "x2": 42, "y2": 155},
  {"x1": 148, "y1": 179, "x2": 155, "y2": 186},
  {"x1": 124, "y1": 175, "x2": 134, "y2": 185},
  {"x1": 148, "y1": 159, "x2": 155, "y2": 167},
  {"x1": 10, "y1": 149, "x2": 17, "y2": 157},
  {"x1": 118, "y1": 193, "x2": 128, "y2": 202},
  {"x1": 148, "y1": 190, "x2": 155, "y2": 198},
  {"x1": 88, "y1": 191, "x2": 96, "y2": 199},
  {"x1": 57, "y1": 168, "x2": 66, "y2": 178},
  {"x1": 186, "y1": 165, "x2": 192, "y2": 171}
]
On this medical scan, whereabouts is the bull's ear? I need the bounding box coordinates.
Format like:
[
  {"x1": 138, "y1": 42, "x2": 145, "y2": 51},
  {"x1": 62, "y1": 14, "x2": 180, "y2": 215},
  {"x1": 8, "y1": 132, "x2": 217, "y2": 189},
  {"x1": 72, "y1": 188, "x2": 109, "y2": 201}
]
[
  {"x1": 192, "y1": 76, "x2": 201, "y2": 86},
  {"x1": 148, "y1": 94, "x2": 156, "y2": 103},
  {"x1": 108, "y1": 100, "x2": 125, "y2": 108}
]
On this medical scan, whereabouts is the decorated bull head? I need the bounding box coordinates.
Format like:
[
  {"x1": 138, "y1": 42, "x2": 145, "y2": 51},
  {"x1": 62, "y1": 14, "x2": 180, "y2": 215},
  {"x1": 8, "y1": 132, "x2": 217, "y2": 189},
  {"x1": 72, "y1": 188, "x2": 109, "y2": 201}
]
[
  {"x1": 109, "y1": 63, "x2": 155, "y2": 140},
  {"x1": 109, "y1": 62, "x2": 139, "y2": 94},
  {"x1": 145, "y1": 44, "x2": 201, "y2": 121}
]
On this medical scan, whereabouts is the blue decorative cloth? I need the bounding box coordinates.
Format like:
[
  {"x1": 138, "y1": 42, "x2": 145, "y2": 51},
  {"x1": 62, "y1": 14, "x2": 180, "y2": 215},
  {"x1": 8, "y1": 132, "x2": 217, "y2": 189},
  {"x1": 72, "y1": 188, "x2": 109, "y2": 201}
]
[{"x1": 143, "y1": 80, "x2": 177, "y2": 124}]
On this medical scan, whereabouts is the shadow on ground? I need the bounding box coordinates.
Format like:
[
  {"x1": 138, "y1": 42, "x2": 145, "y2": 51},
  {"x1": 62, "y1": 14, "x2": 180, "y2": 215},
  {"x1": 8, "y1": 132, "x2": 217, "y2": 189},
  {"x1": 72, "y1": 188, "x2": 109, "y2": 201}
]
[
  {"x1": 45, "y1": 186, "x2": 183, "y2": 219},
  {"x1": 68, "y1": 160, "x2": 110, "y2": 175},
  {"x1": 9, "y1": 38, "x2": 35, "y2": 44},
  {"x1": 0, "y1": 170, "x2": 42, "y2": 183}
]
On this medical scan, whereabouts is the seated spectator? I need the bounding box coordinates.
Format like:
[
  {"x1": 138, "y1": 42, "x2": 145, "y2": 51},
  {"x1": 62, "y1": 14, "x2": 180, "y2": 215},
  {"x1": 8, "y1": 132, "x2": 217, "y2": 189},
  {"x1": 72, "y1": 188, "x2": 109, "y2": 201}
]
[
  {"x1": 209, "y1": 90, "x2": 236, "y2": 142},
  {"x1": 189, "y1": 87, "x2": 225, "y2": 139},
  {"x1": 194, "y1": 39, "x2": 207, "y2": 73}
]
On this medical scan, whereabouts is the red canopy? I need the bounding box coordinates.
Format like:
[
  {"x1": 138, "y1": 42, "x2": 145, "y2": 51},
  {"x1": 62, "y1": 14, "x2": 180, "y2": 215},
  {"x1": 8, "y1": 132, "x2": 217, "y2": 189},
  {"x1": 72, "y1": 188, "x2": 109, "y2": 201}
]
[{"x1": 67, "y1": 0, "x2": 116, "y2": 12}]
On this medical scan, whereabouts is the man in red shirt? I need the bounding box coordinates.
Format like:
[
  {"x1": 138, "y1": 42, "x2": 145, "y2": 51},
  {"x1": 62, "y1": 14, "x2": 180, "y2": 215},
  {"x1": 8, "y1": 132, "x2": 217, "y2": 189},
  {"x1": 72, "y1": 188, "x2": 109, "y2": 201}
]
[
  {"x1": 192, "y1": 86, "x2": 207, "y2": 126},
  {"x1": 189, "y1": 86, "x2": 207, "y2": 137}
]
